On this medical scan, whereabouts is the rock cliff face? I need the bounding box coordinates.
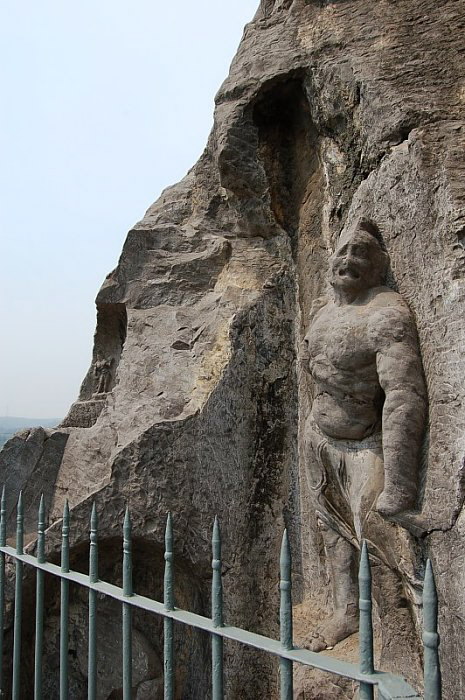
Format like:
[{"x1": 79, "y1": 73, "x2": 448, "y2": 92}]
[{"x1": 1, "y1": 0, "x2": 465, "y2": 697}]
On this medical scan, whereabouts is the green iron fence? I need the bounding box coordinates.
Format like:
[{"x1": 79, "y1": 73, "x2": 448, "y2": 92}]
[{"x1": 0, "y1": 488, "x2": 441, "y2": 699}]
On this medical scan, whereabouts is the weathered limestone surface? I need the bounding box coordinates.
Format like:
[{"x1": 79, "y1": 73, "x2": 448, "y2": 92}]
[{"x1": 1, "y1": 1, "x2": 465, "y2": 697}]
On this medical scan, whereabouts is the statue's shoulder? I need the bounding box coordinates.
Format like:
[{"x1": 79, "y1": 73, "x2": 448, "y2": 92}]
[
  {"x1": 369, "y1": 286, "x2": 411, "y2": 314},
  {"x1": 368, "y1": 287, "x2": 416, "y2": 344},
  {"x1": 309, "y1": 294, "x2": 331, "y2": 322}
]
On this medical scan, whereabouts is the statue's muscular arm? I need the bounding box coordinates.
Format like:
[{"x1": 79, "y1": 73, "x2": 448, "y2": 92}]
[{"x1": 371, "y1": 300, "x2": 427, "y2": 516}]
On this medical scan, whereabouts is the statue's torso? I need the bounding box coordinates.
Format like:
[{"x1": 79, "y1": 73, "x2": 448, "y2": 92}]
[{"x1": 305, "y1": 288, "x2": 404, "y2": 440}]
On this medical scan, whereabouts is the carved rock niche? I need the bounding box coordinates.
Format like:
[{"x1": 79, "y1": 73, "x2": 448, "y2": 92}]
[{"x1": 61, "y1": 303, "x2": 127, "y2": 428}]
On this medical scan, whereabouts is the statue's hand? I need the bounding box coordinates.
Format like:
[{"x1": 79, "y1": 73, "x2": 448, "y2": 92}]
[
  {"x1": 376, "y1": 488, "x2": 415, "y2": 518},
  {"x1": 376, "y1": 493, "x2": 429, "y2": 535}
]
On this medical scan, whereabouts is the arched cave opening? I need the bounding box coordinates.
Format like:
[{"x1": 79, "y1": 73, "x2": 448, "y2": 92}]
[
  {"x1": 252, "y1": 77, "x2": 319, "y2": 246},
  {"x1": 60, "y1": 303, "x2": 128, "y2": 428},
  {"x1": 80, "y1": 302, "x2": 128, "y2": 401}
]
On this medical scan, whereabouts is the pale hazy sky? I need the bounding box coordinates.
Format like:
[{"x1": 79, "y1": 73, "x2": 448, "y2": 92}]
[{"x1": 0, "y1": 1, "x2": 259, "y2": 419}]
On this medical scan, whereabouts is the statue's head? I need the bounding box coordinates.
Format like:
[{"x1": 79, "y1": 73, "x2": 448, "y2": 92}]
[{"x1": 330, "y1": 219, "x2": 388, "y2": 294}]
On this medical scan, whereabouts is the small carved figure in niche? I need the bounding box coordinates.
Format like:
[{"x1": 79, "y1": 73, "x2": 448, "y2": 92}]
[
  {"x1": 303, "y1": 218, "x2": 426, "y2": 651},
  {"x1": 93, "y1": 356, "x2": 113, "y2": 395}
]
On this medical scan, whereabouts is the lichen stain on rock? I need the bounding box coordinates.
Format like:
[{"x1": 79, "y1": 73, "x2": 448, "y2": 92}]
[{"x1": 190, "y1": 318, "x2": 233, "y2": 411}]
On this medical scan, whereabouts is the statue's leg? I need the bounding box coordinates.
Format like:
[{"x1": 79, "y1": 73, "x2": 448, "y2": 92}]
[
  {"x1": 304, "y1": 421, "x2": 359, "y2": 651},
  {"x1": 308, "y1": 521, "x2": 359, "y2": 651},
  {"x1": 349, "y1": 443, "x2": 423, "y2": 685},
  {"x1": 368, "y1": 549, "x2": 423, "y2": 686}
]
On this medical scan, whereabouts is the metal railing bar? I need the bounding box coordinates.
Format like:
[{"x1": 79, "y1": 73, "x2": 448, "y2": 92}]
[
  {"x1": 88, "y1": 502, "x2": 98, "y2": 700},
  {"x1": 12, "y1": 492, "x2": 24, "y2": 700},
  {"x1": 0, "y1": 542, "x2": 419, "y2": 695},
  {"x1": 375, "y1": 672, "x2": 422, "y2": 699},
  {"x1": 163, "y1": 513, "x2": 174, "y2": 700},
  {"x1": 279, "y1": 529, "x2": 293, "y2": 700},
  {"x1": 60, "y1": 500, "x2": 70, "y2": 700},
  {"x1": 211, "y1": 516, "x2": 224, "y2": 700},
  {"x1": 122, "y1": 507, "x2": 133, "y2": 700},
  {"x1": 0, "y1": 486, "x2": 6, "y2": 696},
  {"x1": 359, "y1": 540, "x2": 374, "y2": 700},
  {"x1": 34, "y1": 495, "x2": 46, "y2": 700}
]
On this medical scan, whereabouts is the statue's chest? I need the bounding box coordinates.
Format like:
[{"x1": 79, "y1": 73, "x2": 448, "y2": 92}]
[{"x1": 306, "y1": 307, "x2": 373, "y2": 370}]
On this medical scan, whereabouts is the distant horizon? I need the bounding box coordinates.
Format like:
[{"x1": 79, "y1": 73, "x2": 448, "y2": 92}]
[
  {"x1": 1, "y1": 1, "x2": 259, "y2": 417},
  {"x1": 0, "y1": 416, "x2": 61, "y2": 426},
  {"x1": 0, "y1": 415, "x2": 60, "y2": 447}
]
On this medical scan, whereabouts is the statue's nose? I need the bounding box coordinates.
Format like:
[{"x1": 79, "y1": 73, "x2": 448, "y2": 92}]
[
  {"x1": 341, "y1": 252, "x2": 351, "y2": 265},
  {"x1": 345, "y1": 249, "x2": 357, "y2": 263}
]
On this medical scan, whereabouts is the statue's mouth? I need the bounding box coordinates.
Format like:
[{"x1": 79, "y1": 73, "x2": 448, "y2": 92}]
[{"x1": 338, "y1": 267, "x2": 360, "y2": 280}]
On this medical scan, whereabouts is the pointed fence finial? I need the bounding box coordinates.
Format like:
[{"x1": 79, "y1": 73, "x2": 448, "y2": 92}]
[
  {"x1": 423, "y1": 559, "x2": 441, "y2": 700},
  {"x1": 61, "y1": 499, "x2": 70, "y2": 573},
  {"x1": 89, "y1": 502, "x2": 98, "y2": 584},
  {"x1": 124, "y1": 505, "x2": 131, "y2": 535},
  {"x1": 38, "y1": 493, "x2": 45, "y2": 519},
  {"x1": 16, "y1": 491, "x2": 24, "y2": 556},
  {"x1": 0, "y1": 485, "x2": 6, "y2": 547},
  {"x1": 123, "y1": 506, "x2": 133, "y2": 597},
  {"x1": 211, "y1": 516, "x2": 223, "y2": 627},
  {"x1": 280, "y1": 530, "x2": 291, "y2": 585},
  {"x1": 164, "y1": 513, "x2": 174, "y2": 610},
  {"x1": 91, "y1": 500, "x2": 98, "y2": 529},
  {"x1": 37, "y1": 494, "x2": 46, "y2": 564},
  {"x1": 279, "y1": 529, "x2": 292, "y2": 648}
]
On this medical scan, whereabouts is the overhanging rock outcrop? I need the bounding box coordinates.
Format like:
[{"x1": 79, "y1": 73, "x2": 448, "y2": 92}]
[{"x1": 1, "y1": 1, "x2": 465, "y2": 697}]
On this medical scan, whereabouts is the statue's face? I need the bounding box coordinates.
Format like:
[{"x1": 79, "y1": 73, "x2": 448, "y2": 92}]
[{"x1": 330, "y1": 230, "x2": 386, "y2": 293}]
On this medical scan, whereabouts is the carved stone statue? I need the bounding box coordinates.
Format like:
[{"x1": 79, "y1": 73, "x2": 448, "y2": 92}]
[
  {"x1": 93, "y1": 356, "x2": 113, "y2": 395},
  {"x1": 303, "y1": 218, "x2": 426, "y2": 651}
]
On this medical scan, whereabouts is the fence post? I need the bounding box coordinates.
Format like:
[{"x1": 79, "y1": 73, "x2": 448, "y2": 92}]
[
  {"x1": 279, "y1": 529, "x2": 293, "y2": 700},
  {"x1": 0, "y1": 486, "x2": 5, "y2": 697},
  {"x1": 12, "y1": 491, "x2": 24, "y2": 700},
  {"x1": 211, "y1": 516, "x2": 224, "y2": 700},
  {"x1": 122, "y1": 507, "x2": 133, "y2": 700},
  {"x1": 359, "y1": 540, "x2": 374, "y2": 700},
  {"x1": 34, "y1": 494, "x2": 46, "y2": 700},
  {"x1": 60, "y1": 500, "x2": 70, "y2": 700},
  {"x1": 164, "y1": 513, "x2": 174, "y2": 700},
  {"x1": 423, "y1": 559, "x2": 441, "y2": 700},
  {"x1": 88, "y1": 502, "x2": 98, "y2": 700}
]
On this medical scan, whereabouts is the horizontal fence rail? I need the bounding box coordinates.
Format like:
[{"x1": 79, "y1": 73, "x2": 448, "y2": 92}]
[{"x1": 0, "y1": 491, "x2": 440, "y2": 699}]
